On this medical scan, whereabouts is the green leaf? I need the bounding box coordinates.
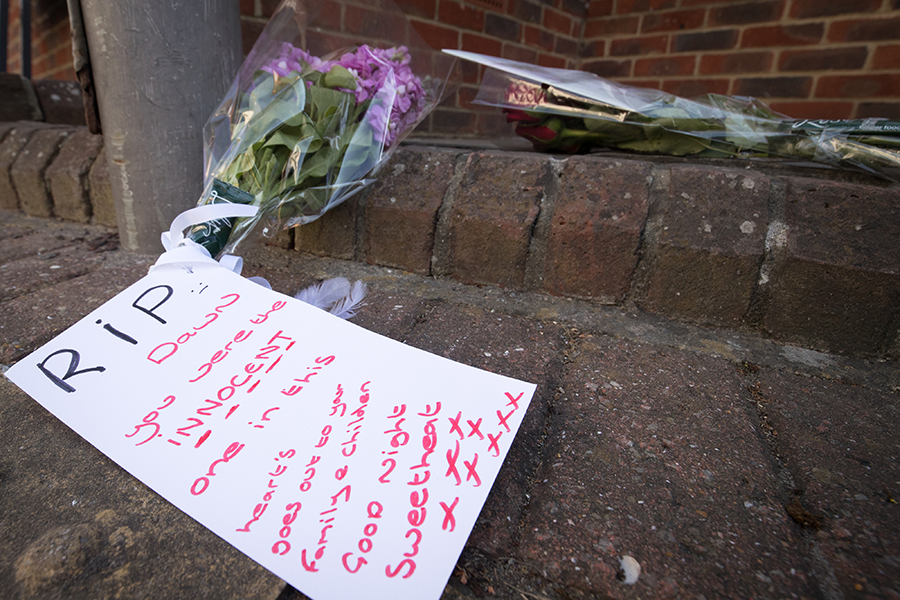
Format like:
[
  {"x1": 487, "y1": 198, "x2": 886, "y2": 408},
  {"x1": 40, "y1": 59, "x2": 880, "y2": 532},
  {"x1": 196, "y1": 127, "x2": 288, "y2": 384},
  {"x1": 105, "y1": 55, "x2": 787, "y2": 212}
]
[{"x1": 323, "y1": 65, "x2": 358, "y2": 91}]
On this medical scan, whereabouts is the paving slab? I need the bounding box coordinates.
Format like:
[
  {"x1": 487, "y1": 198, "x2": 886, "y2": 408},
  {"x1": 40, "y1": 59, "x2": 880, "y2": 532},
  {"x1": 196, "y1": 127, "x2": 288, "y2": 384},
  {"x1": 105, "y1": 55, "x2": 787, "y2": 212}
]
[
  {"x1": 402, "y1": 303, "x2": 567, "y2": 557},
  {"x1": 11, "y1": 128, "x2": 73, "y2": 218},
  {"x1": 0, "y1": 377, "x2": 284, "y2": 600},
  {"x1": 755, "y1": 370, "x2": 900, "y2": 599},
  {"x1": 3, "y1": 209, "x2": 900, "y2": 600},
  {"x1": 513, "y1": 335, "x2": 819, "y2": 599}
]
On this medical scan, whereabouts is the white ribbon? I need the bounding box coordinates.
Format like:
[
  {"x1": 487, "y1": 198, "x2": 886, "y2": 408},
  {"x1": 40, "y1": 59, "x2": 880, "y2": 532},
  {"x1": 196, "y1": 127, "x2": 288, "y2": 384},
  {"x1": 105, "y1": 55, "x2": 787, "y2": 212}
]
[{"x1": 152, "y1": 204, "x2": 260, "y2": 274}]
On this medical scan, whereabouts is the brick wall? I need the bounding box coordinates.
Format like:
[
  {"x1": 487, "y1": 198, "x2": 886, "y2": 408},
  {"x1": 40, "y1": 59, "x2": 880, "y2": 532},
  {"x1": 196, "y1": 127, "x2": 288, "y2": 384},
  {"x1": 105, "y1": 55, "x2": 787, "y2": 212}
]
[
  {"x1": 581, "y1": 0, "x2": 900, "y2": 120},
  {"x1": 4, "y1": 0, "x2": 74, "y2": 80},
  {"x1": 5, "y1": 0, "x2": 900, "y2": 132}
]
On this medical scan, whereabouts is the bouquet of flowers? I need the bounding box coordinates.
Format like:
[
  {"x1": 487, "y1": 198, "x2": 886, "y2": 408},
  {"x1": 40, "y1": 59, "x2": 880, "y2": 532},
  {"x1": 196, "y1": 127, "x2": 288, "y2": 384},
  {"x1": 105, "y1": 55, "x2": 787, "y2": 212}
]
[
  {"x1": 190, "y1": 0, "x2": 457, "y2": 259},
  {"x1": 446, "y1": 50, "x2": 900, "y2": 182}
]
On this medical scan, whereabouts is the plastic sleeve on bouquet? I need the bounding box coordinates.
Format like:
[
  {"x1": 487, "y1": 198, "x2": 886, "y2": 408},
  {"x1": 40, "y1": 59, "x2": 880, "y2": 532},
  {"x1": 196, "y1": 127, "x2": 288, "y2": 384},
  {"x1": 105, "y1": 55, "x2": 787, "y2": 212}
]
[{"x1": 192, "y1": 0, "x2": 460, "y2": 259}]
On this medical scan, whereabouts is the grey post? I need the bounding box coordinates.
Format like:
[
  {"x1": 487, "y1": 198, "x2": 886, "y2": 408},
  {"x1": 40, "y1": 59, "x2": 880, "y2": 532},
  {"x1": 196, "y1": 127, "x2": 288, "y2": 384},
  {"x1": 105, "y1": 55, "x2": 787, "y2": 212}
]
[{"x1": 79, "y1": 0, "x2": 242, "y2": 253}]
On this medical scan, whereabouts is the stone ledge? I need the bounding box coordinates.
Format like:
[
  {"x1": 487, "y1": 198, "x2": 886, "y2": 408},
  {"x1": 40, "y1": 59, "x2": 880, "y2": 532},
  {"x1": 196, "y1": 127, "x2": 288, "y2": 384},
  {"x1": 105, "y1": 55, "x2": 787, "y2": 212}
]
[{"x1": 2, "y1": 121, "x2": 898, "y2": 360}]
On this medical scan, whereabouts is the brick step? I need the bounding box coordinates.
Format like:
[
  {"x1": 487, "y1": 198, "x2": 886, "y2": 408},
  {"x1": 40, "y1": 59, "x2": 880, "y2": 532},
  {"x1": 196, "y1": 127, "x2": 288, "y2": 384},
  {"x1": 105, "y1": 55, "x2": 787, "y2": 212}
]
[{"x1": 2, "y1": 120, "x2": 898, "y2": 360}]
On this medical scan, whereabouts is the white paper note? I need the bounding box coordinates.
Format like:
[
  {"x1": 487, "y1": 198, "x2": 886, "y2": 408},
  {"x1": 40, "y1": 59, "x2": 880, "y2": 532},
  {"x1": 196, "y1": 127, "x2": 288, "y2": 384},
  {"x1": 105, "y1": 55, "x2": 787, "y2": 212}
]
[{"x1": 5, "y1": 262, "x2": 535, "y2": 600}]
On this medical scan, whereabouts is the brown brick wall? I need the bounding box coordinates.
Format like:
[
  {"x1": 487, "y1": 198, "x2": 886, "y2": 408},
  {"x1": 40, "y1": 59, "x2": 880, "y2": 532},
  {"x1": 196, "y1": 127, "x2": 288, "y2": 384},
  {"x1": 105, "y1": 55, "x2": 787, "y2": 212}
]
[
  {"x1": 6, "y1": 0, "x2": 900, "y2": 133},
  {"x1": 582, "y1": 0, "x2": 900, "y2": 120}
]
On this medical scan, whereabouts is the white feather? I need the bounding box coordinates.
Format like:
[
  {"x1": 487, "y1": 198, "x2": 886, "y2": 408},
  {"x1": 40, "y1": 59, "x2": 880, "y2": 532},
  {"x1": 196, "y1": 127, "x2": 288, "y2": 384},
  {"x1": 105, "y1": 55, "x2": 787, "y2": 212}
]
[
  {"x1": 294, "y1": 277, "x2": 350, "y2": 310},
  {"x1": 328, "y1": 279, "x2": 367, "y2": 319},
  {"x1": 294, "y1": 277, "x2": 367, "y2": 319}
]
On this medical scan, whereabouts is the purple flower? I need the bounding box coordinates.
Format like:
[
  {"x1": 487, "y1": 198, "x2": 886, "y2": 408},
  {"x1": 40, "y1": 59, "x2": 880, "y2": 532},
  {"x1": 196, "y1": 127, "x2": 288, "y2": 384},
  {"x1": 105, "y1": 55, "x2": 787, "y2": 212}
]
[{"x1": 260, "y1": 43, "x2": 427, "y2": 148}]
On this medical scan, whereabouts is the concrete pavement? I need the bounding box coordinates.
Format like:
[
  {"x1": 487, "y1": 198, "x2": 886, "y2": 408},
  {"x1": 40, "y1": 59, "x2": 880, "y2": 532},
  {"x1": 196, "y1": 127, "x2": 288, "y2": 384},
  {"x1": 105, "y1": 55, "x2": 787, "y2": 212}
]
[{"x1": 1, "y1": 208, "x2": 898, "y2": 600}]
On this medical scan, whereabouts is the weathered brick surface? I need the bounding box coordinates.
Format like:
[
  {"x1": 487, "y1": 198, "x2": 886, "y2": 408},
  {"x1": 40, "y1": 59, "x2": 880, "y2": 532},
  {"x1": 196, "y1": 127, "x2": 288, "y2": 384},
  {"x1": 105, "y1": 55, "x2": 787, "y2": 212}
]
[
  {"x1": 517, "y1": 336, "x2": 816, "y2": 598},
  {"x1": 293, "y1": 196, "x2": 358, "y2": 259},
  {"x1": 47, "y1": 128, "x2": 103, "y2": 223},
  {"x1": 442, "y1": 152, "x2": 543, "y2": 289},
  {"x1": 31, "y1": 79, "x2": 86, "y2": 126},
  {"x1": 88, "y1": 146, "x2": 117, "y2": 227},
  {"x1": 762, "y1": 177, "x2": 900, "y2": 356},
  {"x1": 643, "y1": 165, "x2": 769, "y2": 326},
  {"x1": 402, "y1": 303, "x2": 565, "y2": 556},
  {"x1": 11, "y1": 128, "x2": 71, "y2": 218},
  {"x1": 0, "y1": 74, "x2": 43, "y2": 122},
  {"x1": 543, "y1": 156, "x2": 650, "y2": 302},
  {"x1": 0, "y1": 124, "x2": 44, "y2": 210},
  {"x1": 365, "y1": 147, "x2": 459, "y2": 275},
  {"x1": 757, "y1": 370, "x2": 900, "y2": 599}
]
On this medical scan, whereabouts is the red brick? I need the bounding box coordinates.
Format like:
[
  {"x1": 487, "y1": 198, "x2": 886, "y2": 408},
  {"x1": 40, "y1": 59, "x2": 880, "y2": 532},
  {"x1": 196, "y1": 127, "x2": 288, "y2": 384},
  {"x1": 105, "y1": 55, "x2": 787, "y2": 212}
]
[
  {"x1": 309, "y1": 0, "x2": 343, "y2": 31},
  {"x1": 294, "y1": 198, "x2": 357, "y2": 260},
  {"x1": 537, "y1": 54, "x2": 568, "y2": 68},
  {"x1": 816, "y1": 74, "x2": 900, "y2": 98},
  {"x1": 634, "y1": 55, "x2": 695, "y2": 76},
  {"x1": 672, "y1": 29, "x2": 738, "y2": 52},
  {"x1": 733, "y1": 76, "x2": 812, "y2": 98},
  {"x1": 581, "y1": 58, "x2": 632, "y2": 77},
  {"x1": 661, "y1": 78, "x2": 730, "y2": 97},
  {"x1": 461, "y1": 32, "x2": 502, "y2": 56},
  {"x1": 457, "y1": 85, "x2": 479, "y2": 110},
  {"x1": 431, "y1": 108, "x2": 477, "y2": 133},
  {"x1": 741, "y1": 24, "x2": 823, "y2": 47},
  {"x1": 645, "y1": 166, "x2": 770, "y2": 327},
  {"x1": 544, "y1": 157, "x2": 651, "y2": 301},
  {"x1": 579, "y1": 39, "x2": 605, "y2": 58},
  {"x1": 699, "y1": 51, "x2": 773, "y2": 74},
  {"x1": 629, "y1": 78, "x2": 662, "y2": 90},
  {"x1": 767, "y1": 101, "x2": 854, "y2": 120},
  {"x1": 345, "y1": 6, "x2": 408, "y2": 38},
  {"x1": 779, "y1": 47, "x2": 868, "y2": 71},
  {"x1": 610, "y1": 35, "x2": 669, "y2": 56},
  {"x1": 412, "y1": 20, "x2": 459, "y2": 50},
  {"x1": 828, "y1": 17, "x2": 900, "y2": 42},
  {"x1": 763, "y1": 178, "x2": 900, "y2": 355},
  {"x1": 583, "y1": 15, "x2": 639, "y2": 37},
  {"x1": 555, "y1": 35, "x2": 578, "y2": 55},
  {"x1": 512, "y1": 0, "x2": 542, "y2": 24},
  {"x1": 438, "y1": 0, "x2": 483, "y2": 29},
  {"x1": 856, "y1": 102, "x2": 900, "y2": 118},
  {"x1": 486, "y1": 13, "x2": 521, "y2": 41},
  {"x1": 445, "y1": 153, "x2": 543, "y2": 289},
  {"x1": 502, "y1": 43, "x2": 539, "y2": 64},
  {"x1": 790, "y1": 0, "x2": 881, "y2": 18},
  {"x1": 524, "y1": 25, "x2": 555, "y2": 51},
  {"x1": 305, "y1": 29, "x2": 357, "y2": 56},
  {"x1": 709, "y1": 1, "x2": 783, "y2": 25},
  {"x1": 641, "y1": 9, "x2": 706, "y2": 33},
  {"x1": 364, "y1": 147, "x2": 457, "y2": 275},
  {"x1": 543, "y1": 8, "x2": 573, "y2": 35},
  {"x1": 460, "y1": 60, "x2": 481, "y2": 85},
  {"x1": 395, "y1": 0, "x2": 437, "y2": 19},
  {"x1": 617, "y1": 0, "x2": 677, "y2": 13},
  {"x1": 872, "y1": 44, "x2": 900, "y2": 69},
  {"x1": 240, "y1": 18, "x2": 266, "y2": 54},
  {"x1": 587, "y1": 0, "x2": 613, "y2": 17},
  {"x1": 560, "y1": 0, "x2": 588, "y2": 18}
]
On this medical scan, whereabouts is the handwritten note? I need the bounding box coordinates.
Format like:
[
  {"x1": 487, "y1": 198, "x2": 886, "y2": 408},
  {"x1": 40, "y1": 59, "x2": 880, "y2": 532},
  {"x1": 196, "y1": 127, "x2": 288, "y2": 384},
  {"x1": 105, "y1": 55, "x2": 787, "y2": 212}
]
[{"x1": 5, "y1": 262, "x2": 535, "y2": 600}]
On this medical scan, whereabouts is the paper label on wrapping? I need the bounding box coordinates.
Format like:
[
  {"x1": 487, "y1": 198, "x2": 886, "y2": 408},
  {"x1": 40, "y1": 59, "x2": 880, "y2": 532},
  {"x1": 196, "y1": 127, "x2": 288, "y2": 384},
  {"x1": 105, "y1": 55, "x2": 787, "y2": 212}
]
[{"x1": 5, "y1": 263, "x2": 535, "y2": 600}]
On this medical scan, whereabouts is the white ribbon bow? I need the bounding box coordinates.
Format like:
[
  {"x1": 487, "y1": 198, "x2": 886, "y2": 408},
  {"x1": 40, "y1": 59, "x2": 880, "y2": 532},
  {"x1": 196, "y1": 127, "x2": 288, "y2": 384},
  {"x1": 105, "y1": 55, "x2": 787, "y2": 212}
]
[{"x1": 153, "y1": 204, "x2": 260, "y2": 274}]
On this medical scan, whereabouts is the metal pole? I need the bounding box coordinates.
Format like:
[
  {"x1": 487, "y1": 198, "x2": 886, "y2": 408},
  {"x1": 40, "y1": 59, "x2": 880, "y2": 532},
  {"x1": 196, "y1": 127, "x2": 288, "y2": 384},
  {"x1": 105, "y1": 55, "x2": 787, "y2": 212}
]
[
  {"x1": 79, "y1": 0, "x2": 242, "y2": 253},
  {"x1": 21, "y1": 0, "x2": 30, "y2": 78},
  {"x1": 1, "y1": 0, "x2": 8, "y2": 72}
]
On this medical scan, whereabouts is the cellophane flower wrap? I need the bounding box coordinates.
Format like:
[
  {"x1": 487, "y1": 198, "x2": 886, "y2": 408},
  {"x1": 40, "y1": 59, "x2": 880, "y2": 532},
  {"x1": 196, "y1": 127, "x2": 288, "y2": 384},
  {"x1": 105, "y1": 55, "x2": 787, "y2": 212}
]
[
  {"x1": 451, "y1": 51, "x2": 900, "y2": 183},
  {"x1": 193, "y1": 0, "x2": 457, "y2": 258}
]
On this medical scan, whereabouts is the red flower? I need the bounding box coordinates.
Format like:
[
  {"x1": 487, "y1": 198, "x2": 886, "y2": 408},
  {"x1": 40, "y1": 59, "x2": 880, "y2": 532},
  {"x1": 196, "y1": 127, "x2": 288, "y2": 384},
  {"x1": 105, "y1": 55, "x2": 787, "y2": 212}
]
[{"x1": 503, "y1": 108, "x2": 543, "y2": 124}]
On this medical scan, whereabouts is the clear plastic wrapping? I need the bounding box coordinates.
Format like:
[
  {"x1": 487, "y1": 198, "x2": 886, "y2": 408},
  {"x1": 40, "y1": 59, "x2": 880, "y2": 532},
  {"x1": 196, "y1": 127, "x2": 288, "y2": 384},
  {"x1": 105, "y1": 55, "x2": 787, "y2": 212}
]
[
  {"x1": 448, "y1": 51, "x2": 900, "y2": 183},
  {"x1": 194, "y1": 0, "x2": 459, "y2": 257}
]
